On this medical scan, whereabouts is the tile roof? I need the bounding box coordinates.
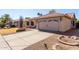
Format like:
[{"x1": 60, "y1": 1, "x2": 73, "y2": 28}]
[
  {"x1": 30, "y1": 13, "x2": 75, "y2": 20},
  {"x1": 64, "y1": 13, "x2": 75, "y2": 19}
]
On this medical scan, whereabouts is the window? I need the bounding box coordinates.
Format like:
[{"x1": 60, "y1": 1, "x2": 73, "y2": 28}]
[
  {"x1": 27, "y1": 21, "x2": 29, "y2": 25},
  {"x1": 53, "y1": 19, "x2": 58, "y2": 22},
  {"x1": 48, "y1": 20, "x2": 52, "y2": 22},
  {"x1": 31, "y1": 21, "x2": 34, "y2": 26}
]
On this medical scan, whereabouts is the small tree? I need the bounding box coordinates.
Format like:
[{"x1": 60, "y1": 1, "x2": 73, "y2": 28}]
[
  {"x1": 37, "y1": 12, "x2": 43, "y2": 16},
  {"x1": 19, "y1": 16, "x2": 23, "y2": 28},
  {"x1": 48, "y1": 9, "x2": 56, "y2": 14},
  {"x1": 0, "y1": 14, "x2": 11, "y2": 28},
  {"x1": 25, "y1": 17, "x2": 30, "y2": 19},
  {"x1": 2, "y1": 14, "x2": 10, "y2": 24}
]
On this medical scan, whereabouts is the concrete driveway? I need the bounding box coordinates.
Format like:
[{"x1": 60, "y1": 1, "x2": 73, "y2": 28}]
[{"x1": 0, "y1": 30, "x2": 53, "y2": 50}]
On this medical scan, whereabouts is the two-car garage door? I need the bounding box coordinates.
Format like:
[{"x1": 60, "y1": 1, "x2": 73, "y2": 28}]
[{"x1": 38, "y1": 20, "x2": 59, "y2": 31}]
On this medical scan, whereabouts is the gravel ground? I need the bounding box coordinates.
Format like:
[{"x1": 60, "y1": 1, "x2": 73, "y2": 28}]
[{"x1": 24, "y1": 32, "x2": 79, "y2": 50}]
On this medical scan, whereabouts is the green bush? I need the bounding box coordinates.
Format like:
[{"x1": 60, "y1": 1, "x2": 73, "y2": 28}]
[
  {"x1": 0, "y1": 22, "x2": 5, "y2": 28},
  {"x1": 76, "y1": 20, "x2": 79, "y2": 28}
]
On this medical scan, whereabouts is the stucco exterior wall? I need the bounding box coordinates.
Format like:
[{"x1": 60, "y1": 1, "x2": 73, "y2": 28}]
[{"x1": 59, "y1": 17, "x2": 72, "y2": 32}]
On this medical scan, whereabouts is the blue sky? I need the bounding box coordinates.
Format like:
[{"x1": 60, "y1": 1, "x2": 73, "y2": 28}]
[{"x1": 0, "y1": 9, "x2": 79, "y2": 20}]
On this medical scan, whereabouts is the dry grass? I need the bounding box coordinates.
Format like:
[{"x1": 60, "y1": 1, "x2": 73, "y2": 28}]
[
  {"x1": 0, "y1": 28, "x2": 18, "y2": 35},
  {"x1": 0, "y1": 28, "x2": 31, "y2": 35}
]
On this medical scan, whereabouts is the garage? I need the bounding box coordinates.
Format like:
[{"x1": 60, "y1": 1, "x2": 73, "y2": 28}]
[{"x1": 38, "y1": 19, "x2": 59, "y2": 31}]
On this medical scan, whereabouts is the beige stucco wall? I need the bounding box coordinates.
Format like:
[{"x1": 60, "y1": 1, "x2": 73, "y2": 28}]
[
  {"x1": 38, "y1": 17, "x2": 60, "y2": 31},
  {"x1": 59, "y1": 17, "x2": 72, "y2": 32}
]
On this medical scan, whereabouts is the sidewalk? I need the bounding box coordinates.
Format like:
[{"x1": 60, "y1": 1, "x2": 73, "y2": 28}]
[{"x1": 0, "y1": 35, "x2": 11, "y2": 50}]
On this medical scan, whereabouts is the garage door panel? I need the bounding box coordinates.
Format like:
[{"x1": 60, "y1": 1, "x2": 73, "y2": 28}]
[
  {"x1": 39, "y1": 22, "x2": 48, "y2": 30},
  {"x1": 38, "y1": 20, "x2": 59, "y2": 31},
  {"x1": 48, "y1": 21, "x2": 59, "y2": 31}
]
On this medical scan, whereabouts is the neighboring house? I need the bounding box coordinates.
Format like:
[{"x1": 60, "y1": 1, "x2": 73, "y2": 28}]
[
  {"x1": 12, "y1": 20, "x2": 19, "y2": 27},
  {"x1": 29, "y1": 13, "x2": 76, "y2": 32},
  {"x1": 24, "y1": 19, "x2": 36, "y2": 28},
  {"x1": 11, "y1": 19, "x2": 36, "y2": 28}
]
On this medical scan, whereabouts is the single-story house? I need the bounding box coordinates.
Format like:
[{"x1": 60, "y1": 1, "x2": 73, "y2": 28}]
[
  {"x1": 11, "y1": 19, "x2": 36, "y2": 28},
  {"x1": 29, "y1": 13, "x2": 76, "y2": 32},
  {"x1": 10, "y1": 12, "x2": 76, "y2": 32}
]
